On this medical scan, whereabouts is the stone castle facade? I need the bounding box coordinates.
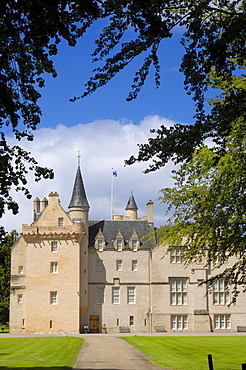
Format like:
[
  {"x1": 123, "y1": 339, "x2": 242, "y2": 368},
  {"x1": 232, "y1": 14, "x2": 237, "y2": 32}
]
[{"x1": 10, "y1": 166, "x2": 246, "y2": 334}]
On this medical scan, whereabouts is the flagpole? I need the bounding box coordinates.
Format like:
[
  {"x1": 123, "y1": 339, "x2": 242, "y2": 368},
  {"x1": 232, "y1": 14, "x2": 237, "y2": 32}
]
[
  {"x1": 111, "y1": 168, "x2": 114, "y2": 220},
  {"x1": 111, "y1": 169, "x2": 117, "y2": 219}
]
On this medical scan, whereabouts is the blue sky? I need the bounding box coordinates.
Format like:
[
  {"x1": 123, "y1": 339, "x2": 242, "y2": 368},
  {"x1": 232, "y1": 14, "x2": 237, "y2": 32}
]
[{"x1": 2, "y1": 23, "x2": 198, "y2": 233}]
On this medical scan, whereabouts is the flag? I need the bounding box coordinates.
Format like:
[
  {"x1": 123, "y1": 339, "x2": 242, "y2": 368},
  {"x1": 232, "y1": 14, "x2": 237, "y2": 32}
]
[{"x1": 112, "y1": 170, "x2": 117, "y2": 177}]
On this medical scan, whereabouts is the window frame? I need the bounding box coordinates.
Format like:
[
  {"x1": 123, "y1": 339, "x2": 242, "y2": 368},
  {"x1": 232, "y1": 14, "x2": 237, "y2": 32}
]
[
  {"x1": 214, "y1": 314, "x2": 231, "y2": 329},
  {"x1": 50, "y1": 291, "x2": 58, "y2": 305},
  {"x1": 170, "y1": 278, "x2": 187, "y2": 306},
  {"x1": 116, "y1": 259, "x2": 123, "y2": 271},
  {"x1": 50, "y1": 262, "x2": 58, "y2": 273},
  {"x1": 127, "y1": 287, "x2": 136, "y2": 304},
  {"x1": 132, "y1": 260, "x2": 138, "y2": 271},
  {"x1": 51, "y1": 241, "x2": 58, "y2": 252},
  {"x1": 97, "y1": 287, "x2": 105, "y2": 304},
  {"x1": 112, "y1": 287, "x2": 120, "y2": 304},
  {"x1": 213, "y1": 279, "x2": 230, "y2": 305},
  {"x1": 171, "y1": 315, "x2": 188, "y2": 330}
]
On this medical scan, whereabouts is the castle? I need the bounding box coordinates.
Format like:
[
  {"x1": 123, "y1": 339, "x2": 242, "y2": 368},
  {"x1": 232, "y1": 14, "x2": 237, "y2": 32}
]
[{"x1": 10, "y1": 165, "x2": 246, "y2": 334}]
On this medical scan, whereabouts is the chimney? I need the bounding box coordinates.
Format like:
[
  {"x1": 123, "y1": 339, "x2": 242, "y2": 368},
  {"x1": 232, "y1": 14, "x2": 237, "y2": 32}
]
[
  {"x1": 146, "y1": 200, "x2": 154, "y2": 229},
  {"x1": 41, "y1": 197, "x2": 48, "y2": 211},
  {"x1": 33, "y1": 197, "x2": 40, "y2": 221}
]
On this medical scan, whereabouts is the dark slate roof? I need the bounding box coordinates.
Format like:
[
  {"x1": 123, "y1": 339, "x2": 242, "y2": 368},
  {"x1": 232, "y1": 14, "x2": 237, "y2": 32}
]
[
  {"x1": 88, "y1": 219, "x2": 154, "y2": 248},
  {"x1": 125, "y1": 193, "x2": 138, "y2": 210},
  {"x1": 68, "y1": 166, "x2": 89, "y2": 208}
]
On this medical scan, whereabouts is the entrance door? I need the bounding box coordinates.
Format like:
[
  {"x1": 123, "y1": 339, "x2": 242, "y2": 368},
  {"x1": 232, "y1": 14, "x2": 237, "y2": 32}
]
[{"x1": 90, "y1": 315, "x2": 99, "y2": 333}]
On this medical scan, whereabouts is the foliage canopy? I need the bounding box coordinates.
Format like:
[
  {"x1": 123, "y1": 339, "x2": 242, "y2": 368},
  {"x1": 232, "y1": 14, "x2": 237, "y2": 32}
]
[{"x1": 1, "y1": 0, "x2": 245, "y2": 220}]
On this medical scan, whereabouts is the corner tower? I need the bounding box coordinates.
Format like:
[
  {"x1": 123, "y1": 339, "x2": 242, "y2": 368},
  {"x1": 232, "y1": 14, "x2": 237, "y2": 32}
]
[
  {"x1": 125, "y1": 192, "x2": 138, "y2": 220},
  {"x1": 69, "y1": 164, "x2": 90, "y2": 226},
  {"x1": 68, "y1": 162, "x2": 89, "y2": 331}
]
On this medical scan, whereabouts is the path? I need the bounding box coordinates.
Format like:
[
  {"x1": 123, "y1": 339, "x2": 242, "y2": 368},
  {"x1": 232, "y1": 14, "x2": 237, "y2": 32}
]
[{"x1": 73, "y1": 336, "x2": 167, "y2": 370}]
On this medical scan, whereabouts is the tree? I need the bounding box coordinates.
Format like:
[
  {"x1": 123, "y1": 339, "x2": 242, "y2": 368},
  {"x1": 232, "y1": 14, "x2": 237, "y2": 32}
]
[
  {"x1": 0, "y1": 228, "x2": 14, "y2": 324},
  {"x1": 1, "y1": 0, "x2": 245, "y2": 222},
  {"x1": 154, "y1": 117, "x2": 246, "y2": 302}
]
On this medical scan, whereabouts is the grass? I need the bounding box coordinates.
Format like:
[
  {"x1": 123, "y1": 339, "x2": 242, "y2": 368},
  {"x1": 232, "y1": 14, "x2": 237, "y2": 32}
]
[
  {"x1": 122, "y1": 336, "x2": 246, "y2": 370},
  {"x1": 0, "y1": 337, "x2": 84, "y2": 369}
]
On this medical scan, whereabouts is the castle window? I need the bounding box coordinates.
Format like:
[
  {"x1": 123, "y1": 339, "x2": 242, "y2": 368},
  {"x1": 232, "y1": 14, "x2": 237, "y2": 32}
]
[
  {"x1": 112, "y1": 287, "x2": 120, "y2": 304},
  {"x1": 50, "y1": 291, "x2": 58, "y2": 305},
  {"x1": 58, "y1": 218, "x2": 63, "y2": 226},
  {"x1": 171, "y1": 315, "x2": 188, "y2": 330},
  {"x1": 127, "y1": 287, "x2": 135, "y2": 304},
  {"x1": 50, "y1": 262, "x2": 58, "y2": 273},
  {"x1": 132, "y1": 260, "x2": 138, "y2": 271},
  {"x1": 214, "y1": 315, "x2": 230, "y2": 329},
  {"x1": 213, "y1": 279, "x2": 229, "y2": 305},
  {"x1": 17, "y1": 294, "x2": 23, "y2": 304},
  {"x1": 116, "y1": 240, "x2": 123, "y2": 251},
  {"x1": 170, "y1": 248, "x2": 184, "y2": 263},
  {"x1": 116, "y1": 260, "x2": 122, "y2": 271},
  {"x1": 51, "y1": 242, "x2": 58, "y2": 252},
  {"x1": 132, "y1": 240, "x2": 138, "y2": 251},
  {"x1": 97, "y1": 240, "x2": 104, "y2": 251},
  {"x1": 97, "y1": 287, "x2": 105, "y2": 304},
  {"x1": 170, "y1": 279, "x2": 187, "y2": 305},
  {"x1": 18, "y1": 266, "x2": 24, "y2": 274},
  {"x1": 129, "y1": 316, "x2": 134, "y2": 326},
  {"x1": 96, "y1": 260, "x2": 103, "y2": 272}
]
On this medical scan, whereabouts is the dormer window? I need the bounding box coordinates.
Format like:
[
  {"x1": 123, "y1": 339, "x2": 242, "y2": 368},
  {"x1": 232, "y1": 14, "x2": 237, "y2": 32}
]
[
  {"x1": 114, "y1": 231, "x2": 124, "y2": 251},
  {"x1": 116, "y1": 240, "x2": 123, "y2": 251},
  {"x1": 98, "y1": 240, "x2": 104, "y2": 252},
  {"x1": 94, "y1": 228, "x2": 106, "y2": 251},
  {"x1": 132, "y1": 240, "x2": 138, "y2": 251},
  {"x1": 129, "y1": 230, "x2": 140, "y2": 251}
]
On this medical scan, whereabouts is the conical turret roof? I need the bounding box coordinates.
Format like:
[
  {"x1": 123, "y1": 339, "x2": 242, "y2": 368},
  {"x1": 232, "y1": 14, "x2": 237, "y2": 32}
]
[
  {"x1": 68, "y1": 166, "x2": 89, "y2": 209},
  {"x1": 125, "y1": 192, "x2": 138, "y2": 210}
]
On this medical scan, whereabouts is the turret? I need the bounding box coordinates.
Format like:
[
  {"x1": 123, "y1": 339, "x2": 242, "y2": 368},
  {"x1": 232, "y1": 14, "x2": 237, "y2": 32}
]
[
  {"x1": 125, "y1": 192, "x2": 138, "y2": 220},
  {"x1": 68, "y1": 165, "x2": 90, "y2": 226}
]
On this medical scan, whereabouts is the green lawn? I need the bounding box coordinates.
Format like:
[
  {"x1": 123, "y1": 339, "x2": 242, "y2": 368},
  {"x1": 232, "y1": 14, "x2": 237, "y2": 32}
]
[
  {"x1": 0, "y1": 337, "x2": 84, "y2": 369},
  {"x1": 122, "y1": 336, "x2": 246, "y2": 370}
]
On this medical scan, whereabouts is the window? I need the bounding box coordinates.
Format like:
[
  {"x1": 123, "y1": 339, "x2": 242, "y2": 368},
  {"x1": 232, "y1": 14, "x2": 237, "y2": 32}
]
[
  {"x1": 58, "y1": 217, "x2": 64, "y2": 226},
  {"x1": 97, "y1": 287, "x2": 105, "y2": 304},
  {"x1": 97, "y1": 239, "x2": 103, "y2": 252},
  {"x1": 132, "y1": 260, "x2": 138, "y2": 271},
  {"x1": 213, "y1": 279, "x2": 229, "y2": 305},
  {"x1": 18, "y1": 266, "x2": 24, "y2": 274},
  {"x1": 116, "y1": 260, "x2": 122, "y2": 271},
  {"x1": 116, "y1": 239, "x2": 123, "y2": 251},
  {"x1": 129, "y1": 316, "x2": 134, "y2": 326},
  {"x1": 50, "y1": 320, "x2": 53, "y2": 329},
  {"x1": 170, "y1": 279, "x2": 187, "y2": 305},
  {"x1": 17, "y1": 294, "x2": 23, "y2": 304},
  {"x1": 51, "y1": 241, "x2": 58, "y2": 252},
  {"x1": 214, "y1": 315, "x2": 230, "y2": 329},
  {"x1": 127, "y1": 287, "x2": 135, "y2": 304},
  {"x1": 96, "y1": 260, "x2": 103, "y2": 272},
  {"x1": 117, "y1": 318, "x2": 119, "y2": 326},
  {"x1": 50, "y1": 262, "x2": 58, "y2": 273},
  {"x1": 171, "y1": 315, "x2": 188, "y2": 330},
  {"x1": 170, "y1": 248, "x2": 184, "y2": 263},
  {"x1": 132, "y1": 239, "x2": 138, "y2": 251},
  {"x1": 50, "y1": 291, "x2": 58, "y2": 305},
  {"x1": 112, "y1": 287, "x2": 120, "y2": 304}
]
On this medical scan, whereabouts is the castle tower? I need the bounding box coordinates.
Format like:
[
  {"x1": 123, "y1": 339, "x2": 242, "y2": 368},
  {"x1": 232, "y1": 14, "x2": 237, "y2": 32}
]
[
  {"x1": 68, "y1": 163, "x2": 90, "y2": 331},
  {"x1": 125, "y1": 192, "x2": 138, "y2": 220}
]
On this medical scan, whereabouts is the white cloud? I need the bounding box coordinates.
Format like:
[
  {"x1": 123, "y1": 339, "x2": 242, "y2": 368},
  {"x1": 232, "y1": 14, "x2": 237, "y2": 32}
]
[{"x1": 2, "y1": 115, "x2": 176, "y2": 233}]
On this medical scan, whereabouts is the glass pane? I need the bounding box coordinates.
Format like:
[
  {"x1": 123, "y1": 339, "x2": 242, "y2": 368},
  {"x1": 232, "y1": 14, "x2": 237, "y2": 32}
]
[
  {"x1": 183, "y1": 316, "x2": 188, "y2": 329},
  {"x1": 177, "y1": 316, "x2": 182, "y2": 329},
  {"x1": 213, "y1": 292, "x2": 219, "y2": 304},
  {"x1": 226, "y1": 315, "x2": 230, "y2": 329},
  {"x1": 182, "y1": 292, "x2": 187, "y2": 305},
  {"x1": 171, "y1": 316, "x2": 176, "y2": 329},
  {"x1": 177, "y1": 292, "x2": 181, "y2": 305}
]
